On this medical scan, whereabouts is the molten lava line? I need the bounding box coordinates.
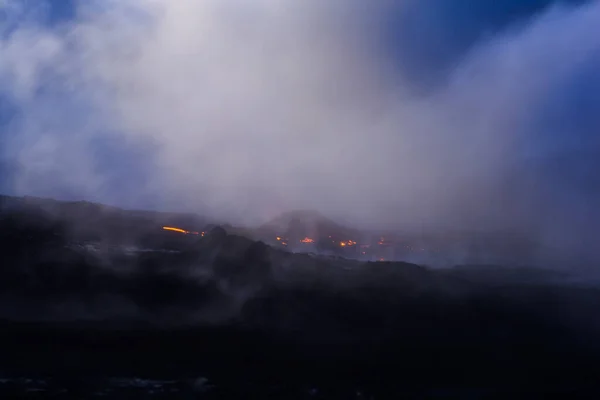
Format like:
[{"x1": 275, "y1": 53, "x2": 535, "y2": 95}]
[{"x1": 163, "y1": 226, "x2": 189, "y2": 234}]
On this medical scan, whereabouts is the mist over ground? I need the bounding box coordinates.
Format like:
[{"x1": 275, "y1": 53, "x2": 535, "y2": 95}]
[
  {"x1": 2, "y1": 194, "x2": 600, "y2": 396},
  {"x1": 3, "y1": 3, "x2": 600, "y2": 396},
  {"x1": 1, "y1": 0, "x2": 600, "y2": 264}
]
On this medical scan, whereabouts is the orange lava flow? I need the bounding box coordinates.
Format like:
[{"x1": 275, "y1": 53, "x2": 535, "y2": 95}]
[{"x1": 162, "y1": 226, "x2": 189, "y2": 234}]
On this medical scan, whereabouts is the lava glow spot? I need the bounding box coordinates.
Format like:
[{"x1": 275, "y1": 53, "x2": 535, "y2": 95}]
[
  {"x1": 162, "y1": 226, "x2": 200, "y2": 235},
  {"x1": 162, "y1": 226, "x2": 188, "y2": 234}
]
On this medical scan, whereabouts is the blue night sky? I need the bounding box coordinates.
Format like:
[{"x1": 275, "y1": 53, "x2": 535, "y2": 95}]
[{"x1": 1, "y1": 0, "x2": 599, "y2": 241}]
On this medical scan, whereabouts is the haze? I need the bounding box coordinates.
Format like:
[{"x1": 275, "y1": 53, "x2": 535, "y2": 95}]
[{"x1": 1, "y1": 0, "x2": 600, "y2": 261}]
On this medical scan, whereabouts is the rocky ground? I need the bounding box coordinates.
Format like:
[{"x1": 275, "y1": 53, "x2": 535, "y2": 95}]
[{"x1": 1, "y1": 195, "x2": 600, "y2": 398}]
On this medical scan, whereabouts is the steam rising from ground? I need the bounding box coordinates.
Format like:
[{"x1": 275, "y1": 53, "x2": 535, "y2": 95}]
[{"x1": 2, "y1": 1, "x2": 600, "y2": 259}]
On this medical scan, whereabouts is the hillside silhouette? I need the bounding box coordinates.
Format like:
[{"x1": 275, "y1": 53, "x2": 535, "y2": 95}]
[{"x1": 0, "y1": 195, "x2": 599, "y2": 396}]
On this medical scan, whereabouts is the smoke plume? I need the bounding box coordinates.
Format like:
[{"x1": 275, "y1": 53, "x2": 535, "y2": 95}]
[{"x1": 1, "y1": 0, "x2": 600, "y2": 261}]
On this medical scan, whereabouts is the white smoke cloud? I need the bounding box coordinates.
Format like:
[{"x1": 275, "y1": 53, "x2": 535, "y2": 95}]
[{"x1": 1, "y1": 0, "x2": 600, "y2": 242}]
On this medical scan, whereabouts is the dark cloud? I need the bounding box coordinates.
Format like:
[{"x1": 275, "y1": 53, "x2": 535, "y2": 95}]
[{"x1": 380, "y1": 0, "x2": 592, "y2": 91}]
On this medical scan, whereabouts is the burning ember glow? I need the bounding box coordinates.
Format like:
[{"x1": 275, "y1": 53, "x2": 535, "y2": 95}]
[
  {"x1": 339, "y1": 240, "x2": 357, "y2": 247},
  {"x1": 163, "y1": 226, "x2": 187, "y2": 234},
  {"x1": 300, "y1": 237, "x2": 315, "y2": 243},
  {"x1": 162, "y1": 226, "x2": 199, "y2": 235},
  {"x1": 276, "y1": 236, "x2": 292, "y2": 246}
]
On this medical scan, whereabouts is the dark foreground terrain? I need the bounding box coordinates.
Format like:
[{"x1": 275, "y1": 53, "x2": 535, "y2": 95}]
[{"x1": 1, "y1": 196, "x2": 600, "y2": 398}]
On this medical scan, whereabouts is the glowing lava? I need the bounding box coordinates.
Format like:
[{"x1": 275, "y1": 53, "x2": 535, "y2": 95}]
[{"x1": 162, "y1": 226, "x2": 200, "y2": 235}]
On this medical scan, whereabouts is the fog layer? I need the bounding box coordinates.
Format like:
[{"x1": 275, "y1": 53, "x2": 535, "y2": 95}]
[{"x1": 1, "y1": 0, "x2": 600, "y2": 257}]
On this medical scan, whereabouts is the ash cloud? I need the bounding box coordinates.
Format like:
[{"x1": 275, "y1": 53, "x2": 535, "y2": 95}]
[{"x1": 1, "y1": 0, "x2": 600, "y2": 261}]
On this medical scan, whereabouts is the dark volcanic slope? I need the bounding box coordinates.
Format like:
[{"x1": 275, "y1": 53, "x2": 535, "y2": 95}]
[
  {"x1": 0, "y1": 194, "x2": 211, "y2": 245},
  {"x1": 0, "y1": 195, "x2": 600, "y2": 397}
]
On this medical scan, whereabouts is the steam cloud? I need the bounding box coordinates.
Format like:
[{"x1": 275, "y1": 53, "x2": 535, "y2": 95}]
[{"x1": 1, "y1": 0, "x2": 600, "y2": 259}]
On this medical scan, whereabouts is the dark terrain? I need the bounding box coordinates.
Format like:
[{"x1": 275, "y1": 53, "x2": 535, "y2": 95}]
[{"x1": 0, "y1": 195, "x2": 599, "y2": 398}]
